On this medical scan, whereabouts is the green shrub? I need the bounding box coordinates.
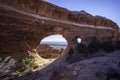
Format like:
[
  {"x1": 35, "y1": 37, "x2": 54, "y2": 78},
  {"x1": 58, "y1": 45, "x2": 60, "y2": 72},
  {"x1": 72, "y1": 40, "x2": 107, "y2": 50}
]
[{"x1": 22, "y1": 58, "x2": 34, "y2": 71}]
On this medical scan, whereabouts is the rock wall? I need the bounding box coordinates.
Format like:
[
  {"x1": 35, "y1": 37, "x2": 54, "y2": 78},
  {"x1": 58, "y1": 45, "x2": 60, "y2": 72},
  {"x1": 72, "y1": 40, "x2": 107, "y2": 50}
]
[
  {"x1": 0, "y1": 0, "x2": 69, "y2": 20},
  {"x1": 0, "y1": 0, "x2": 119, "y2": 60},
  {"x1": 0, "y1": 0, "x2": 119, "y2": 28}
]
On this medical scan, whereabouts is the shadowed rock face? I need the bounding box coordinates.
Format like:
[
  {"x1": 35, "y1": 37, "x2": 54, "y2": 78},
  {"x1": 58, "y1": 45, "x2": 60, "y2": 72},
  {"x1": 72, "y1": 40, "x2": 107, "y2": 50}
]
[{"x1": 0, "y1": 0, "x2": 119, "y2": 60}]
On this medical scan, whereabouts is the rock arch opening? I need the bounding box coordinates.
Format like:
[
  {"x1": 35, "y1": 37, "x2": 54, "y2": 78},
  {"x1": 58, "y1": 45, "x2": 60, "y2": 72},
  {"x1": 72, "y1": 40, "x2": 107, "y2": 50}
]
[
  {"x1": 31, "y1": 34, "x2": 68, "y2": 71},
  {"x1": 36, "y1": 34, "x2": 68, "y2": 59}
]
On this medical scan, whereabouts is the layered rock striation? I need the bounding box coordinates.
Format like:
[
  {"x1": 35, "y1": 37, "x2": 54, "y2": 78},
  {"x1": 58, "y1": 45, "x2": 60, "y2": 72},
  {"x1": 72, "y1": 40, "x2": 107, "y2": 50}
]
[
  {"x1": 0, "y1": 0, "x2": 120, "y2": 80},
  {"x1": 0, "y1": 0, "x2": 119, "y2": 61}
]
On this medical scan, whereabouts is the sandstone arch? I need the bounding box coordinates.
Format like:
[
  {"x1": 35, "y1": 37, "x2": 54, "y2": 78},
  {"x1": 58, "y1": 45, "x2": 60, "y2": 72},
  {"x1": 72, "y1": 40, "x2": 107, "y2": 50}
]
[
  {"x1": 0, "y1": 0, "x2": 120, "y2": 76},
  {"x1": 0, "y1": 0, "x2": 119, "y2": 58}
]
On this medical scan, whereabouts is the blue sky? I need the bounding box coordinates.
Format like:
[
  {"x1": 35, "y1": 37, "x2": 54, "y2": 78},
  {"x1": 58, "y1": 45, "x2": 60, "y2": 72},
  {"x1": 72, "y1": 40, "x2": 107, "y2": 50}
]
[
  {"x1": 41, "y1": 35, "x2": 68, "y2": 42},
  {"x1": 43, "y1": 0, "x2": 120, "y2": 42}
]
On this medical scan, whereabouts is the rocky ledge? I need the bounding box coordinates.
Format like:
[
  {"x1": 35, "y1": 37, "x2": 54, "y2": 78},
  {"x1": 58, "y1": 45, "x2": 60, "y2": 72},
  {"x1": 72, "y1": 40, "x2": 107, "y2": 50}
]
[{"x1": 13, "y1": 50, "x2": 120, "y2": 80}]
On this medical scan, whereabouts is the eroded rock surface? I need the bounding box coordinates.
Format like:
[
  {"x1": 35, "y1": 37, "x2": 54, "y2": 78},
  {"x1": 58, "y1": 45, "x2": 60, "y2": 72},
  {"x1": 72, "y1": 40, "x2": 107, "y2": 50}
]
[
  {"x1": 0, "y1": 0, "x2": 119, "y2": 59},
  {"x1": 0, "y1": 0, "x2": 120, "y2": 80},
  {"x1": 0, "y1": 57, "x2": 16, "y2": 79},
  {"x1": 14, "y1": 50, "x2": 120, "y2": 80}
]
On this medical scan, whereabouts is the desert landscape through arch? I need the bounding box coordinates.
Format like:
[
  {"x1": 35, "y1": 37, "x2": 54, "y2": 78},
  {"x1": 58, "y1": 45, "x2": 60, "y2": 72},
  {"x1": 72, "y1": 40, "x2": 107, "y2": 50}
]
[{"x1": 36, "y1": 34, "x2": 68, "y2": 59}]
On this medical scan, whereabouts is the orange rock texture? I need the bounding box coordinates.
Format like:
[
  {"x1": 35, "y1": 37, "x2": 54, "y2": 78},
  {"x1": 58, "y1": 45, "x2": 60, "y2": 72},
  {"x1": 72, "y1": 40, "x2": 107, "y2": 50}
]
[{"x1": 0, "y1": 0, "x2": 119, "y2": 59}]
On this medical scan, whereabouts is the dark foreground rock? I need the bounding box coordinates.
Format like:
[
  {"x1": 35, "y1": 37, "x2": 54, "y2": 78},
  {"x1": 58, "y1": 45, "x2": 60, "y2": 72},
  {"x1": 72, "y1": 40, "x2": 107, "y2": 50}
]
[{"x1": 13, "y1": 50, "x2": 120, "y2": 80}]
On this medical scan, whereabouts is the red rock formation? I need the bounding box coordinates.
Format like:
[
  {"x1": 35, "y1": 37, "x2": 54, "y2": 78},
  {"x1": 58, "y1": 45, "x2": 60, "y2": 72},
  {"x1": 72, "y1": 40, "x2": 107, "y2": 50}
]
[
  {"x1": 0, "y1": 0, "x2": 119, "y2": 61},
  {"x1": 36, "y1": 44, "x2": 63, "y2": 58},
  {"x1": 0, "y1": 0, "x2": 120, "y2": 80}
]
